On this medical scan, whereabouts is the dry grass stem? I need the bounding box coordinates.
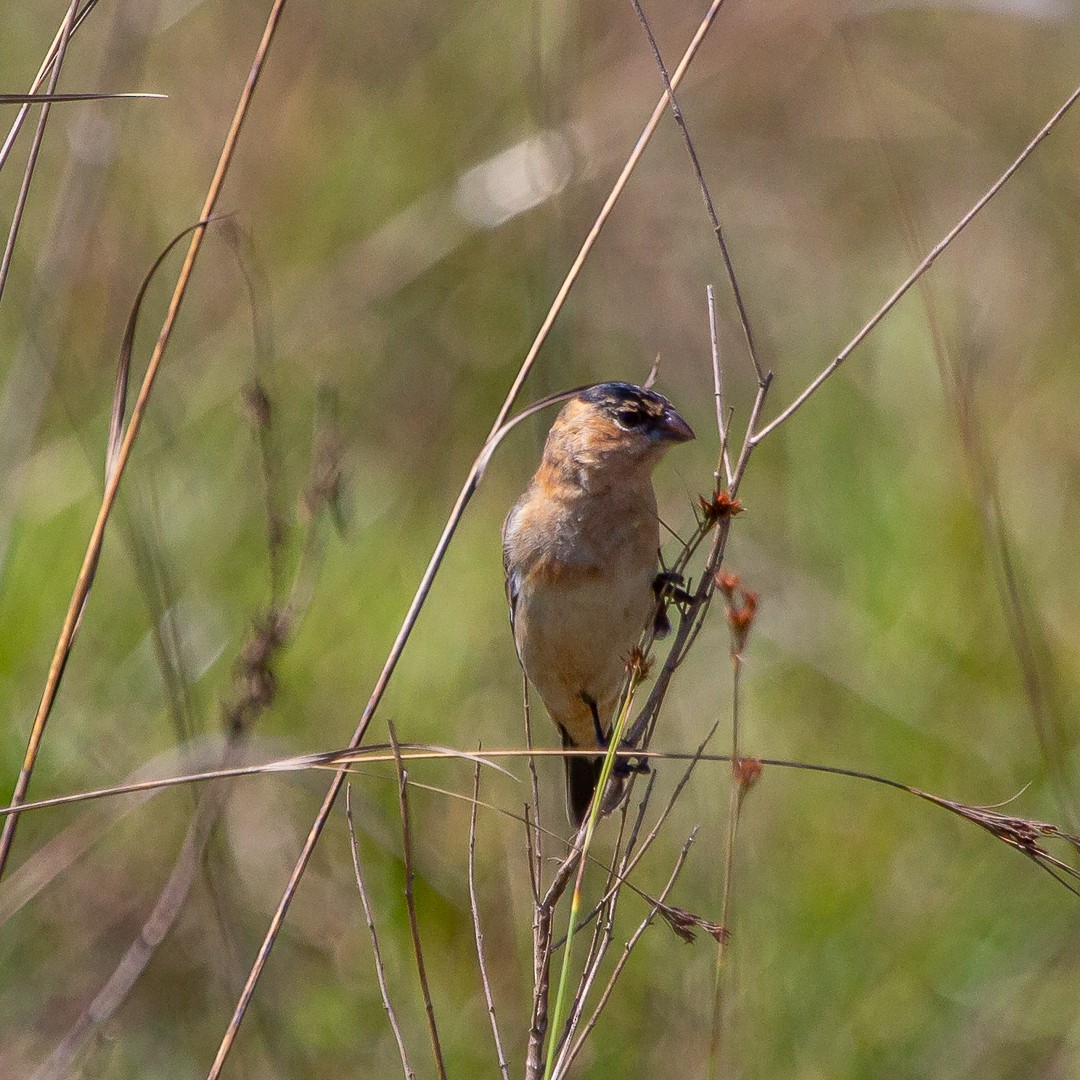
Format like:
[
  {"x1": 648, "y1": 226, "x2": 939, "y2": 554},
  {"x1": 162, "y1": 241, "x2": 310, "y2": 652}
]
[
  {"x1": 217, "y1": 6, "x2": 732, "y2": 1063},
  {"x1": 469, "y1": 753, "x2": 511, "y2": 1080},
  {"x1": 0, "y1": 0, "x2": 291, "y2": 882},
  {"x1": 629, "y1": 0, "x2": 762, "y2": 384},
  {"x1": 0, "y1": 0, "x2": 78, "y2": 305},
  {"x1": 0, "y1": 0, "x2": 103, "y2": 171},
  {"x1": 388, "y1": 722, "x2": 447, "y2": 1080},
  {"x1": 707, "y1": 284, "x2": 733, "y2": 486},
  {"x1": 561, "y1": 828, "x2": 699, "y2": 1076},
  {"x1": 749, "y1": 80, "x2": 1080, "y2": 446},
  {"x1": 523, "y1": 673, "x2": 543, "y2": 895},
  {"x1": 346, "y1": 784, "x2": 415, "y2": 1080}
]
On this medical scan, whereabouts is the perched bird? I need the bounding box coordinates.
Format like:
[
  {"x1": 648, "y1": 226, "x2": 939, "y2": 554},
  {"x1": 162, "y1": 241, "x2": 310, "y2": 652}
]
[{"x1": 502, "y1": 382, "x2": 695, "y2": 825}]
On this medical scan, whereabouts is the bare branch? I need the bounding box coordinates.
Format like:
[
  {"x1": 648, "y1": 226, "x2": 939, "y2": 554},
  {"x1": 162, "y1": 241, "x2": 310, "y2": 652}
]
[
  {"x1": 629, "y1": 0, "x2": 763, "y2": 384},
  {"x1": 346, "y1": 785, "x2": 415, "y2": 1080},
  {"x1": 749, "y1": 81, "x2": 1080, "y2": 446},
  {"x1": 0, "y1": 0, "x2": 79, "y2": 305},
  {"x1": 561, "y1": 828, "x2": 699, "y2": 1074},
  {"x1": 387, "y1": 723, "x2": 447, "y2": 1080},
  {"x1": 469, "y1": 753, "x2": 510, "y2": 1080}
]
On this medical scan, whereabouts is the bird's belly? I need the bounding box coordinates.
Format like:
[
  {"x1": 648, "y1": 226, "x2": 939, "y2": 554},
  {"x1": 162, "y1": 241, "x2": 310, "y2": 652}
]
[{"x1": 517, "y1": 564, "x2": 653, "y2": 745}]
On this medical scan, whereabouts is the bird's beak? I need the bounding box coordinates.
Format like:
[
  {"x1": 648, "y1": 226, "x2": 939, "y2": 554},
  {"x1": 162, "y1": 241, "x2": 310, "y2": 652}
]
[{"x1": 658, "y1": 405, "x2": 695, "y2": 443}]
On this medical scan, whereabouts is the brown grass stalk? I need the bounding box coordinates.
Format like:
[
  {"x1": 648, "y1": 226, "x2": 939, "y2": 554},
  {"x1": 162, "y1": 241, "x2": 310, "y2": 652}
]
[
  {"x1": 469, "y1": 753, "x2": 511, "y2": 1080},
  {"x1": 0, "y1": 0, "x2": 103, "y2": 172},
  {"x1": 346, "y1": 784, "x2": 415, "y2": 1080},
  {"x1": 0, "y1": 0, "x2": 79, "y2": 305},
  {"x1": 749, "y1": 80, "x2": 1080, "y2": 447},
  {"x1": 0, "y1": 0, "x2": 291, "y2": 881},
  {"x1": 388, "y1": 722, "x2": 447, "y2": 1080}
]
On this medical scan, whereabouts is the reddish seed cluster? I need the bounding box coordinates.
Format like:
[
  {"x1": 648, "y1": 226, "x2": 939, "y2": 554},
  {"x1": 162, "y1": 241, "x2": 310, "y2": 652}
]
[
  {"x1": 715, "y1": 571, "x2": 759, "y2": 653},
  {"x1": 623, "y1": 644, "x2": 654, "y2": 683},
  {"x1": 698, "y1": 489, "x2": 744, "y2": 525},
  {"x1": 733, "y1": 756, "x2": 763, "y2": 792}
]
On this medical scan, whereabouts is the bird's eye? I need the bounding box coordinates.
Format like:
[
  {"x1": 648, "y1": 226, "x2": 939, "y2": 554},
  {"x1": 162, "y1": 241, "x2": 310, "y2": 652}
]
[{"x1": 615, "y1": 408, "x2": 646, "y2": 429}]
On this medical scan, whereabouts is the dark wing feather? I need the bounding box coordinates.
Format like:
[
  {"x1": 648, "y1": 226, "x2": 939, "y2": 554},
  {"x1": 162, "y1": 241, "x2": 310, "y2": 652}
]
[{"x1": 502, "y1": 504, "x2": 524, "y2": 664}]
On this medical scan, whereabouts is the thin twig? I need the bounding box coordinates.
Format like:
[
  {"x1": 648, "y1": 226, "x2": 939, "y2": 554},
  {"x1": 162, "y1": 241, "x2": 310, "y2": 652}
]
[
  {"x1": 0, "y1": 0, "x2": 291, "y2": 883},
  {"x1": 629, "y1": 0, "x2": 762, "y2": 384},
  {"x1": 562, "y1": 828, "x2": 699, "y2": 1074},
  {"x1": 841, "y1": 34, "x2": 1079, "y2": 834},
  {"x1": 388, "y1": 722, "x2": 447, "y2": 1080},
  {"x1": 524, "y1": 672, "x2": 543, "y2": 896},
  {"x1": 601, "y1": 720, "x2": 720, "y2": 915},
  {"x1": 32, "y1": 779, "x2": 233, "y2": 1080},
  {"x1": 527, "y1": 818, "x2": 590, "y2": 1080},
  {"x1": 707, "y1": 284, "x2": 733, "y2": 487},
  {"x1": 0, "y1": 91, "x2": 165, "y2": 104},
  {"x1": 0, "y1": 0, "x2": 78, "y2": 305},
  {"x1": 709, "y1": 613, "x2": 750, "y2": 1079},
  {"x1": 749, "y1": 80, "x2": 1080, "y2": 446},
  {"x1": 0, "y1": 0, "x2": 103, "y2": 173},
  {"x1": 346, "y1": 785, "x2": 415, "y2": 1080},
  {"x1": 625, "y1": 371, "x2": 771, "y2": 756},
  {"x1": 543, "y1": 682, "x2": 643, "y2": 1079},
  {"x1": 469, "y1": 752, "x2": 511, "y2": 1080},
  {"x1": 37, "y1": 433, "x2": 324, "y2": 1078},
  {"x1": 3, "y1": 741, "x2": 1077, "y2": 891}
]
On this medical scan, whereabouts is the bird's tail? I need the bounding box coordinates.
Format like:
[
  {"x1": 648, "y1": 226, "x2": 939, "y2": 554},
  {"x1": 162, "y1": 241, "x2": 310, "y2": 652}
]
[{"x1": 564, "y1": 752, "x2": 603, "y2": 827}]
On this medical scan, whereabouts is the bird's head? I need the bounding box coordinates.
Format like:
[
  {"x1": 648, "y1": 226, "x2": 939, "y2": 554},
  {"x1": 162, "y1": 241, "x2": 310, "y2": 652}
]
[{"x1": 544, "y1": 382, "x2": 695, "y2": 480}]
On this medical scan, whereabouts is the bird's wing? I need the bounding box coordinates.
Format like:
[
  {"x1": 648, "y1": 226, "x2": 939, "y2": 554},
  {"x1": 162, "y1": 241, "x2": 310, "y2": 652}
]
[{"x1": 501, "y1": 505, "x2": 524, "y2": 663}]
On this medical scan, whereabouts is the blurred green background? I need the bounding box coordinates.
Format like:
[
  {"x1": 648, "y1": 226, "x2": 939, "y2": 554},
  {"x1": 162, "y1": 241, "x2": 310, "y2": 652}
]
[{"x1": 1, "y1": 1, "x2": 1079, "y2": 1077}]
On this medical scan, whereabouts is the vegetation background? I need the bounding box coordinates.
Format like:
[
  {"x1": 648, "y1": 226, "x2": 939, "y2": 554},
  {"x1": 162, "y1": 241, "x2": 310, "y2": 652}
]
[{"x1": 1, "y1": 1, "x2": 1079, "y2": 1077}]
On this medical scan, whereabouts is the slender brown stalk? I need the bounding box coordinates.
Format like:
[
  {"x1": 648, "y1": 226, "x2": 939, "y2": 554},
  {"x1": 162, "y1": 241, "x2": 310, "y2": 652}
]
[
  {"x1": 707, "y1": 284, "x2": 733, "y2": 486},
  {"x1": 33, "y1": 781, "x2": 233, "y2": 1080},
  {"x1": 35, "y1": 406, "x2": 325, "y2": 1078},
  {"x1": 0, "y1": 0, "x2": 103, "y2": 173},
  {"x1": 708, "y1": 618, "x2": 749, "y2": 1079},
  {"x1": 523, "y1": 673, "x2": 543, "y2": 896},
  {"x1": 527, "y1": 819, "x2": 590, "y2": 1080},
  {"x1": 628, "y1": 0, "x2": 762, "y2": 384},
  {"x1": 388, "y1": 723, "x2": 447, "y2": 1080},
  {"x1": 469, "y1": 755, "x2": 511, "y2": 1080},
  {"x1": 561, "y1": 829, "x2": 699, "y2": 1075},
  {"x1": 346, "y1": 785, "x2": 415, "y2": 1080},
  {"x1": 842, "y1": 36, "x2": 1079, "y2": 834},
  {"x1": 0, "y1": 0, "x2": 290, "y2": 882},
  {"x1": 749, "y1": 81, "x2": 1080, "y2": 446},
  {"x1": 0, "y1": 91, "x2": 164, "y2": 104},
  {"x1": 0, "y1": 0, "x2": 78, "y2": 305}
]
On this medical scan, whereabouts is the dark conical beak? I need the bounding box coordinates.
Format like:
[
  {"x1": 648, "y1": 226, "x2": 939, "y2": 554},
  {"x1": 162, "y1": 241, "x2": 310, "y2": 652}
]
[{"x1": 659, "y1": 405, "x2": 695, "y2": 443}]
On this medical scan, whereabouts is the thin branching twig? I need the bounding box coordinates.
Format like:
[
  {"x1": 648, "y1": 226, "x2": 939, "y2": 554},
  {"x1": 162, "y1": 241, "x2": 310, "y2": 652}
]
[
  {"x1": 708, "y1": 580, "x2": 760, "y2": 1078},
  {"x1": 0, "y1": 0, "x2": 104, "y2": 173},
  {"x1": 469, "y1": 752, "x2": 511, "y2": 1080},
  {"x1": 561, "y1": 828, "x2": 699, "y2": 1076},
  {"x1": 388, "y1": 722, "x2": 447, "y2": 1080},
  {"x1": 346, "y1": 784, "x2": 415, "y2": 1080},
  {"x1": 628, "y1": 0, "x2": 762, "y2": 384},
  {"x1": 0, "y1": 0, "x2": 78, "y2": 306},
  {"x1": 749, "y1": 81, "x2": 1080, "y2": 446}
]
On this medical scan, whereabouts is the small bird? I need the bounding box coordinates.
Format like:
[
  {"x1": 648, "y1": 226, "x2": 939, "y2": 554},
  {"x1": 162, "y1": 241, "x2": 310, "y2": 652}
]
[{"x1": 502, "y1": 382, "x2": 695, "y2": 825}]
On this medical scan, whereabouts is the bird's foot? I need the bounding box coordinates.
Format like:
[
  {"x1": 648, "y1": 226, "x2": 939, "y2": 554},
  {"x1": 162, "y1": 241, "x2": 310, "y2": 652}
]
[{"x1": 652, "y1": 571, "x2": 692, "y2": 637}]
